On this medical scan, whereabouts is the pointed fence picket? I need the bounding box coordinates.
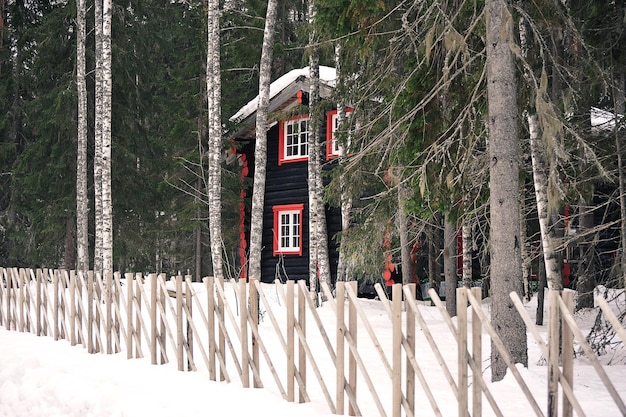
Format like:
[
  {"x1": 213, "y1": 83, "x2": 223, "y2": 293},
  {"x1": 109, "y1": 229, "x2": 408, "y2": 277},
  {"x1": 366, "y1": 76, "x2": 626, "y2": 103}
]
[{"x1": 0, "y1": 266, "x2": 625, "y2": 417}]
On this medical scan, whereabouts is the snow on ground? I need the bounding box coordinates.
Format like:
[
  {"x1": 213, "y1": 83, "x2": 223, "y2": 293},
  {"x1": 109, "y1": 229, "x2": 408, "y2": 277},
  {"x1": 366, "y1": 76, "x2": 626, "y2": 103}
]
[{"x1": 0, "y1": 283, "x2": 624, "y2": 417}]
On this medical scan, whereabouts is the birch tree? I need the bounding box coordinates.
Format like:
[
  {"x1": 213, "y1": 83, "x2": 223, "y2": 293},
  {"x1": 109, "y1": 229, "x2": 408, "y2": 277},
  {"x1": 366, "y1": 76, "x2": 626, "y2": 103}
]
[
  {"x1": 93, "y1": 0, "x2": 104, "y2": 272},
  {"x1": 76, "y1": 0, "x2": 88, "y2": 274},
  {"x1": 207, "y1": 0, "x2": 223, "y2": 281},
  {"x1": 307, "y1": 0, "x2": 331, "y2": 297},
  {"x1": 248, "y1": 0, "x2": 278, "y2": 281},
  {"x1": 334, "y1": 43, "x2": 353, "y2": 282},
  {"x1": 486, "y1": 0, "x2": 527, "y2": 381},
  {"x1": 100, "y1": 0, "x2": 113, "y2": 276}
]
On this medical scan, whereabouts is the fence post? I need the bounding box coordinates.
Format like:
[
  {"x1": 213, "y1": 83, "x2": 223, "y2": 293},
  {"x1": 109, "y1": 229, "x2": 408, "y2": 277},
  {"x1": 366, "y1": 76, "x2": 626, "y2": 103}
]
[
  {"x1": 405, "y1": 283, "x2": 416, "y2": 416},
  {"x1": 471, "y1": 286, "x2": 482, "y2": 417},
  {"x1": 176, "y1": 275, "x2": 184, "y2": 371},
  {"x1": 392, "y1": 284, "x2": 402, "y2": 417},
  {"x1": 206, "y1": 276, "x2": 216, "y2": 380},
  {"x1": 34, "y1": 268, "x2": 42, "y2": 335},
  {"x1": 348, "y1": 281, "x2": 358, "y2": 416},
  {"x1": 135, "y1": 273, "x2": 142, "y2": 358},
  {"x1": 287, "y1": 279, "x2": 295, "y2": 402},
  {"x1": 0, "y1": 267, "x2": 4, "y2": 327},
  {"x1": 250, "y1": 278, "x2": 261, "y2": 388},
  {"x1": 240, "y1": 278, "x2": 249, "y2": 387},
  {"x1": 53, "y1": 270, "x2": 59, "y2": 340},
  {"x1": 548, "y1": 289, "x2": 560, "y2": 417},
  {"x1": 562, "y1": 290, "x2": 574, "y2": 417},
  {"x1": 457, "y1": 287, "x2": 469, "y2": 417},
  {"x1": 126, "y1": 272, "x2": 134, "y2": 359},
  {"x1": 17, "y1": 268, "x2": 25, "y2": 333},
  {"x1": 336, "y1": 281, "x2": 345, "y2": 415},
  {"x1": 298, "y1": 281, "x2": 306, "y2": 403},
  {"x1": 150, "y1": 274, "x2": 157, "y2": 365},
  {"x1": 105, "y1": 270, "x2": 112, "y2": 354}
]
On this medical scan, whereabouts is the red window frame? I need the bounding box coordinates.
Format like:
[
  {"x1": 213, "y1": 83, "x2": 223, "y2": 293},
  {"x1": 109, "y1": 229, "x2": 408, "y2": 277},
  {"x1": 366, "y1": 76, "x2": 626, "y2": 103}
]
[
  {"x1": 272, "y1": 204, "x2": 304, "y2": 256},
  {"x1": 278, "y1": 115, "x2": 309, "y2": 165},
  {"x1": 326, "y1": 108, "x2": 353, "y2": 159}
]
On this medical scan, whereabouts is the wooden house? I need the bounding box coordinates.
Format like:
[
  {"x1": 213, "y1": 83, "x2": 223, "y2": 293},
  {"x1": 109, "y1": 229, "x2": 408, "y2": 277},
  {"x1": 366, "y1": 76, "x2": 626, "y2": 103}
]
[{"x1": 229, "y1": 66, "x2": 345, "y2": 284}]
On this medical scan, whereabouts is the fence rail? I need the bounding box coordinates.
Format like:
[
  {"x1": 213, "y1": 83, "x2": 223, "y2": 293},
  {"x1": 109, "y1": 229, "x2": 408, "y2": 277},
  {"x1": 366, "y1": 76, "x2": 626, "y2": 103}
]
[{"x1": 1, "y1": 266, "x2": 625, "y2": 417}]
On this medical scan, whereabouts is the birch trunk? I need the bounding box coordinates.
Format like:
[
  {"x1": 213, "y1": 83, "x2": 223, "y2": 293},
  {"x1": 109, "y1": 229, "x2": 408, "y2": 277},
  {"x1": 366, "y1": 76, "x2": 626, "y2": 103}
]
[
  {"x1": 76, "y1": 0, "x2": 89, "y2": 274},
  {"x1": 308, "y1": 56, "x2": 320, "y2": 293},
  {"x1": 248, "y1": 0, "x2": 278, "y2": 281},
  {"x1": 100, "y1": 0, "x2": 113, "y2": 276},
  {"x1": 486, "y1": 0, "x2": 527, "y2": 381},
  {"x1": 307, "y1": 0, "x2": 331, "y2": 298},
  {"x1": 443, "y1": 215, "x2": 457, "y2": 317},
  {"x1": 93, "y1": 0, "x2": 104, "y2": 272},
  {"x1": 207, "y1": 0, "x2": 223, "y2": 281},
  {"x1": 528, "y1": 113, "x2": 562, "y2": 291},
  {"x1": 615, "y1": 72, "x2": 626, "y2": 289},
  {"x1": 334, "y1": 43, "x2": 352, "y2": 282}
]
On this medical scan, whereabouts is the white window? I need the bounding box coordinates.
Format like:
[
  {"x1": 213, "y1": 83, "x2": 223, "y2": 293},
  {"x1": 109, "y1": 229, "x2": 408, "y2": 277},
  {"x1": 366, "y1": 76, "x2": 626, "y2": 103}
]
[
  {"x1": 326, "y1": 109, "x2": 352, "y2": 159},
  {"x1": 273, "y1": 204, "x2": 304, "y2": 255},
  {"x1": 279, "y1": 116, "x2": 309, "y2": 164}
]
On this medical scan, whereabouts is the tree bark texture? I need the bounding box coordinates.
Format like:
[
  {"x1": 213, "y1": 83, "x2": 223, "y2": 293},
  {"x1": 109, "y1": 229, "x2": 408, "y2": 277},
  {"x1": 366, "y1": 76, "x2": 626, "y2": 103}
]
[
  {"x1": 100, "y1": 0, "x2": 113, "y2": 276},
  {"x1": 486, "y1": 0, "x2": 527, "y2": 381},
  {"x1": 248, "y1": 0, "x2": 278, "y2": 281},
  {"x1": 444, "y1": 215, "x2": 457, "y2": 317},
  {"x1": 207, "y1": 0, "x2": 223, "y2": 281},
  {"x1": 528, "y1": 113, "x2": 562, "y2": 291},
  {"x1": 76, "y1": 0, "x2": 89, "y2": 274}
]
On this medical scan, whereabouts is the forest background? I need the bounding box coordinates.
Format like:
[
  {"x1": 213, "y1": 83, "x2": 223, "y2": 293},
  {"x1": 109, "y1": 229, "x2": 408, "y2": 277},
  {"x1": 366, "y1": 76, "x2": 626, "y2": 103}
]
[{"x1": 1, "y1": 0, "x2": 625, "y2": 374}]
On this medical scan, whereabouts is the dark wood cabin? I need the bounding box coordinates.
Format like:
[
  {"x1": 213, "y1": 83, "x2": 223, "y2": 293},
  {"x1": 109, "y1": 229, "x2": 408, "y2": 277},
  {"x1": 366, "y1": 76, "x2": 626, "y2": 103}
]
[{"x1": 230, "y1": 66, "x2": 343, "y2": 284}]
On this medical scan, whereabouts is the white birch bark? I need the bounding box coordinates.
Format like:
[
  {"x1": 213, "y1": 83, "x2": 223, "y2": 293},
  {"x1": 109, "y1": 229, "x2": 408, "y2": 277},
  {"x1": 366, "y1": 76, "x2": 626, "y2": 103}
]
[
  {"x1": 519, "y1": 16, "x2": 562, "y2": 292},
  {"x1": 614, "y1": 72, "x2": 626, "y2": 289},
  {"x1": 248, "y1": 0, "x2": 278, "y2": 281},
  {"x1": 486, "y1": 0, "x2": 527, "y2": 381},
  {"x1": 334, "y1": 43, "x2": 353, "y2": 283},
  {"x1": 307, "y1": 56, "x2": 320, "y2": 293},
  {"x1": 93, "y1": 0, "x2": 104, "y2": 272},
  {"x1": 100, "y1": 0, "x2": 113, "y2": 276},
  {"x1": 76, "y1": 0, "x2": 88, "y2": 274},
  {"x1": 528, "y1": 113, "x2": 562, "y2": 291},
  {"x1": 207, "y1": 0, "x2": 223, "y2": 281}
]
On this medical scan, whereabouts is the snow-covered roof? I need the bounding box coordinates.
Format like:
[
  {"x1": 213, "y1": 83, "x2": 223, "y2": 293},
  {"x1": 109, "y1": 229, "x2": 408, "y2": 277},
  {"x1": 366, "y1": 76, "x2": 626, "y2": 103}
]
[
  {"x1": 591, "y1": 107, "x2": 623, "y2": 133},
  {"x1": 230, "y1": 66, "x2": 337, "y2": 123}
]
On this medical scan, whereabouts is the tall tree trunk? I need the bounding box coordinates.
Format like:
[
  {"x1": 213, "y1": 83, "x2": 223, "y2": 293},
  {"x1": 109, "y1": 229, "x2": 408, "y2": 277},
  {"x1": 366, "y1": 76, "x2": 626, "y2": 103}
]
[
  {"x1": 207, "y1": 0, "x2": 223, "y2": 282},
  {"x1": 428, "y1": 216, "x2": 441, "y2": 303},
  {"x1": 100, "y1": 0, "x2": 113, "y2": 276},
  {"x1": 334, "y1": 43, "x2": 352, "y2": 282},
  {"x1": 76, "y1": 0, "x2": 89, "y2": 274},
  {"x1": 486, "y1": 0, "x2": 527, "y2": 381},
  {"x1": 536, "y1": 245, "x2": 547, "y2": 326},
  {"x1": 462, "y1": 221, "x2": 473, "y2": 288},
  {"x1": 520, "y1": 183, "x2": 532, "y2": 301},
  {"x1": 528, "y1": 112, "x2": 562, "y2": 291},
  {"x1": 443, "y1": 214, "x2": 457, "y2": 317},
  {"x1": 307, "y1": 0, "x2": 331, "y2": 298},
  {"x1": 397, "y1": 179, "x2": 412, "y2": 286},
  {"x1": 93, "y1": 0, "x2": 104, "y2": 273},
  {"x1": 248, "y1": 0, "x2": 278, "y2": 282},
  {"x1": 307, "y1": 57, "x2": 320, "y2": 293},
  {"x1": 615, "y1": 72, "x2": 626, "y2": 289},
  {"x1": 576, "y1": 198, "x2": 596, "y2": 309}
]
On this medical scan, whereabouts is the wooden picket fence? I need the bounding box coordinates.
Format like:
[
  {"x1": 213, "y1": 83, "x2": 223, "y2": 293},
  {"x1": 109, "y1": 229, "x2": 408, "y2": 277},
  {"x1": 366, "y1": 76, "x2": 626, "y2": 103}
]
[{"x1": 1, "y1": 266, "x2": 625, "y2": 417}]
